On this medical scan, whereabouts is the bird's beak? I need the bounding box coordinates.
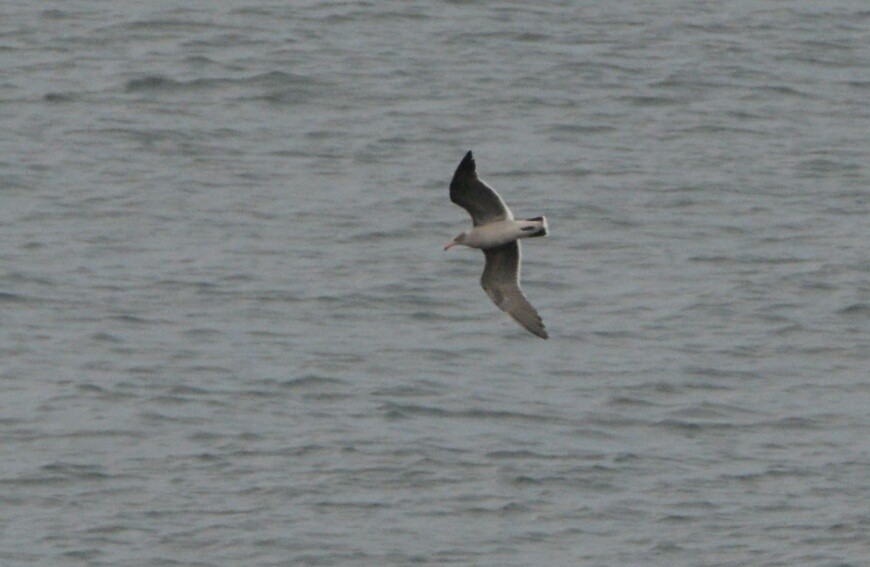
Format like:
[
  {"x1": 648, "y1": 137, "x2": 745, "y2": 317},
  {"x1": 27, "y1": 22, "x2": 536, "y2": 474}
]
[{"x1": 444, "y1": 240, "x2": 456, "y2": 251}]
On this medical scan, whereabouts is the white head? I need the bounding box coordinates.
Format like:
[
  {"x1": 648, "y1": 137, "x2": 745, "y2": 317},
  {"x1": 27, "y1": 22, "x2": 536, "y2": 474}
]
[{"x1": 444, "y1": 232, "x2": 467, "y2": 251}]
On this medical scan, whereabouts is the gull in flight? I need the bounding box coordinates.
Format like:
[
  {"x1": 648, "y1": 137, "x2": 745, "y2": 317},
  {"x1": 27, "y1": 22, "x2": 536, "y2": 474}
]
[{"x1": 444, "y1": 151, "x2": 549, "y2": 339}]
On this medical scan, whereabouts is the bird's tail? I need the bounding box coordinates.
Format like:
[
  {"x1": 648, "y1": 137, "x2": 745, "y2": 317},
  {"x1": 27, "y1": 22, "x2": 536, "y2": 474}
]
[{"x1": 521, "y1": 216, "x2": 548, "y2": 238}]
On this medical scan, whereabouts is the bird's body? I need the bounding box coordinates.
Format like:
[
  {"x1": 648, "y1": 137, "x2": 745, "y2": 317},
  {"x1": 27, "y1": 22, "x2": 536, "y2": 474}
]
[
  {"x1": 457, "y1": 218, "x2": 548, "y2": 250},
  {"x1": 444, "y1": 151, "x2": 549, "y2": 339}
]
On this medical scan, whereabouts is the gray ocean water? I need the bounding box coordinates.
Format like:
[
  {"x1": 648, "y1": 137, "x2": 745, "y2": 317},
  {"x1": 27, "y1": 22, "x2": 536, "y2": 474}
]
[{"x1": 1, "y1": 1, "x2": 868, "y2": 565}]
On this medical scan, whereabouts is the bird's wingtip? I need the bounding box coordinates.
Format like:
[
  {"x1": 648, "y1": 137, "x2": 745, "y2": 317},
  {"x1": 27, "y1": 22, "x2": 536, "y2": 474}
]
[
  {"x1": 459, "y1": 150, "x2": 475, "y2": 169},
  {"x1": 529, "y1": 319, "x2": 548, "y2": 339},
  {"x1": 451, "y1": 151, "x2": 477, "y2": 190}
]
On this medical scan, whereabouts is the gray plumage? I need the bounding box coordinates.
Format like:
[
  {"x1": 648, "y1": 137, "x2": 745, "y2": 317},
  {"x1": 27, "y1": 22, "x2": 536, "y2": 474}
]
[
  {"x1": 449, "y1": 151, "x2": 512, "y2": 226},
  {"x1": 446, "y1": 151, "x2": 549, "y2": 339},
  {"x1": 482, "y1": 241, "x2": 548, "y2": 339}
]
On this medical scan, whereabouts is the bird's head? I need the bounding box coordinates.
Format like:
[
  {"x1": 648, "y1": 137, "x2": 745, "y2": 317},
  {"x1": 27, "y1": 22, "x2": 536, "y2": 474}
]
[{"x1": 444, "y1": 232, "x2": 467, "y2": 251}]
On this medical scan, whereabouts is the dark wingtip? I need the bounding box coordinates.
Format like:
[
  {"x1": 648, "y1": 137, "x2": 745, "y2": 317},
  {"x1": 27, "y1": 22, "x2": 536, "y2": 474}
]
[
  {"x1": 459, "y1": 150, "x2": 475, "y2": 172},
  {"x1": 531, "y1": 321, "x2": 548, "y2": 339},
  {"x1": 450, "y1": 151, "x2": 477, "y2": 192}
]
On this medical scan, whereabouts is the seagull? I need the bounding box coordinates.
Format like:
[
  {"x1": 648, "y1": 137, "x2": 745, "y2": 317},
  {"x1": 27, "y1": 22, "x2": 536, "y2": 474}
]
[{"x1": 444, "y1": 151, "x2": 549, "y2": 339}]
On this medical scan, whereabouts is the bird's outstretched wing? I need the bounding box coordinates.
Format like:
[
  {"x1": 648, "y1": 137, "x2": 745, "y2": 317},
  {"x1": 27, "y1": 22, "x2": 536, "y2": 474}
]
[
  {"x1": 449, "y1": 151, "x2": 513, "y2": 226},
  {"x1": 481, "y1": 241, "x2": 548, "y2": 339}
]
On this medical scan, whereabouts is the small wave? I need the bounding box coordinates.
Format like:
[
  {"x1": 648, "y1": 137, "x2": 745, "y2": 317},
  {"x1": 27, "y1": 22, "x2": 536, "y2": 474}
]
[
  {"x1": 751, "y1": 84, "x2": 813, "y2": 98},
  {"x1": 39, "y1": 462, "x2": 110, "y2": 481},
  {"x1": 621, "y1": 94, "x2": 685, "y2": 107},
  {"x1": 683, "y1": 365, "x2": 762, "y2": 381},
  {"x1": 380, "y1": 402, "x2": 571, "y2": 425},
  {"x1": 43, "y1": 92, "x2": 75, "y2": 102},
  {"x1": 837, "y1": 303, "x2": 869, "y2": 316},
  {"x1": 89, "y1": 332, "x2": 122, "y2": 343},
  {"x1": 797, "y1": 157, "x2": 862, "y2": 175},
  {"x1": 279, "y1": 375, "x2": 347, "y2": 389},
  {"x1": 370, "y1": 381, "x2": 443, "y2": 398},
  {"x1": 550, "y1": 123, "x2": 615, "y2": 135},
  {"x1": 768, "y1": 416, "x2": 820, "y2": 429},
  {"x1": 167, "y1": 385, "x2": 211, "y2": 396},
  {"x1": 486, "y1": 449, "x2": 561, "y2": 460},
  {"x1": 124, "y1": 75, "x2": 181, "y2": 92},
  {"x1": 40, "y1": 9, "x2": 69, "y2": 19},
  {"x1": 606, "y1": 395, "x2": 659, "y2": 408},
  {"x1": 653, "y1": 419, "x2": 704, "y2": 432},
  {"x1": 124, "y1": 71, "x2": 317, "y2": 94},
  {"x1": 181, "y1": 327, "x2": 224, "y2": 339}
]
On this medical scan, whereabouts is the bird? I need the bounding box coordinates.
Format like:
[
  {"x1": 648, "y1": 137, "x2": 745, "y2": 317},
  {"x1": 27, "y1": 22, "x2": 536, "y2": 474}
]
[{"x1": 444, "y1": 151, "x2": 549, "y2": 339}]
